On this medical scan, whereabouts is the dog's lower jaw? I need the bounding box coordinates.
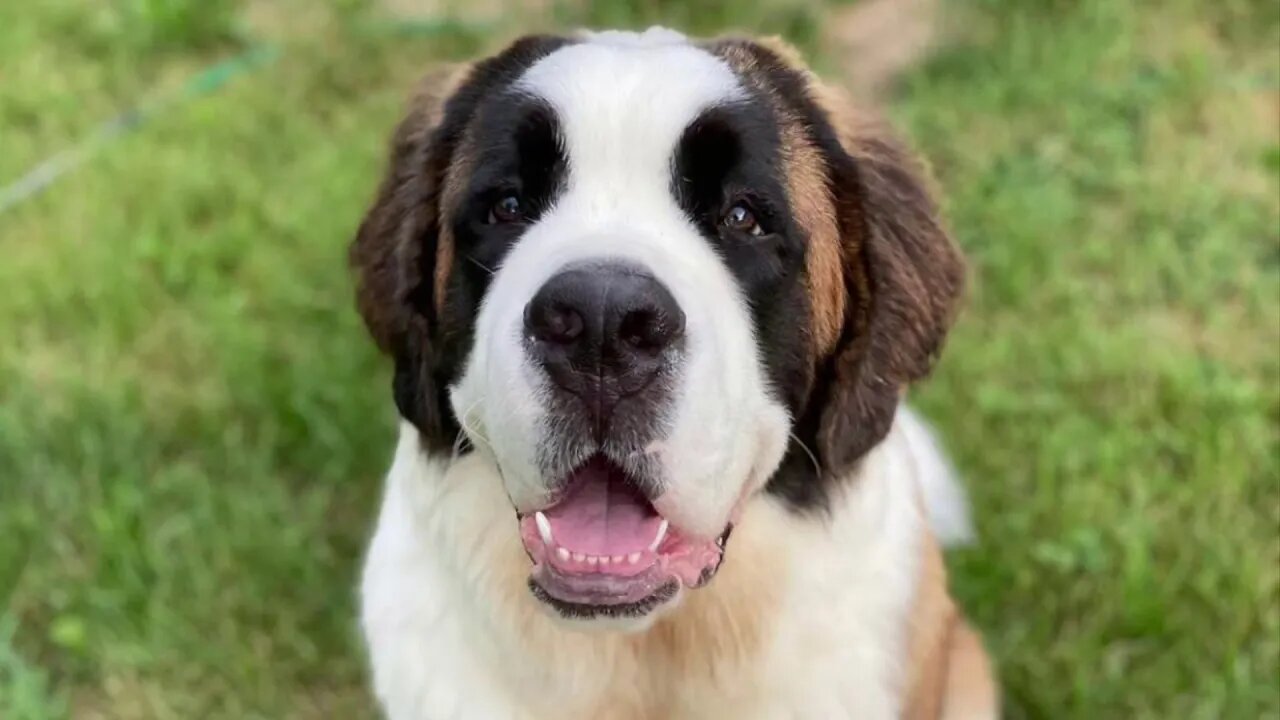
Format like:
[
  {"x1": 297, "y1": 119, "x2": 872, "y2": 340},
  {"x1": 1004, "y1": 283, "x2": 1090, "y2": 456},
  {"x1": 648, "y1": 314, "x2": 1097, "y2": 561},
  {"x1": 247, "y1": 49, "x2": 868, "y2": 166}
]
[
  {"x1": 359, "y1": 418, "x2": 968, "y2": 720},
  {"x1": 527, "y1": 577, "x2": 682, "y2": 633}
]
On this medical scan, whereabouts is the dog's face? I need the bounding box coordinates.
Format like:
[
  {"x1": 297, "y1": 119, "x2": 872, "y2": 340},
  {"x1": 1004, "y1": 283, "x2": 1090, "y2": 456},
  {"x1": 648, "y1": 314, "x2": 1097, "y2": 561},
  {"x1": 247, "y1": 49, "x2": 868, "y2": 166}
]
[{"x1": 352, "y1": 29, "x2": 963, "y2": 627}]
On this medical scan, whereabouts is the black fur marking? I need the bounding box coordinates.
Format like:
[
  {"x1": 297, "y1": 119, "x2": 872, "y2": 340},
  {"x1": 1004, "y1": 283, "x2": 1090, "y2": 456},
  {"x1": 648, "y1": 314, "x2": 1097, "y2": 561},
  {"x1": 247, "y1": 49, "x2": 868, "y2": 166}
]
[
  {"x1": 672, "y1": 68, "x2": 849, "y2": 512},
  {"x1": 672, "y1": 102, "x2": 814, "y2": 417},
  {"x1": 394, "y1": 36, "x2": 573, "y2": 451},
  {"x1": 437, "y1": 97, "x2": 570, "y2": 418},
  {"x1": 701, "y1": 39, "x2": 870, "y2": 513}
]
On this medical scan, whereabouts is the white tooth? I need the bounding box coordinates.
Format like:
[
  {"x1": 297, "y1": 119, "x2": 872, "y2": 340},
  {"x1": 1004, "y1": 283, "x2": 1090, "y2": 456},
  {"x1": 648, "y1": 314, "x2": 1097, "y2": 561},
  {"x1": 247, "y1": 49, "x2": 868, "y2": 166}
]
[
  {"x1": 599, "y1": 556, "x2": 611, "y2": 565},
  {"x1": 627, "y1": 552, "x2": 641, "y2": 564},
  {"x1": 648, "y1": 519, "x2": 669, "y2": 552},
  {"x1": 534, "y1": 512, "x2": 554, "y2": 546},
  {"x1": 612, "y1": 555, "x2": 626, "y2": 564},
  {"x1": 556, "y1": 547, "x2": 570, "y2": 562},
  {"x1": 571, "y1": 552, "x2": 585, "y2": 562},
  {"x1": 587, "y1": 555, "x2": 599, "y2": 565}
]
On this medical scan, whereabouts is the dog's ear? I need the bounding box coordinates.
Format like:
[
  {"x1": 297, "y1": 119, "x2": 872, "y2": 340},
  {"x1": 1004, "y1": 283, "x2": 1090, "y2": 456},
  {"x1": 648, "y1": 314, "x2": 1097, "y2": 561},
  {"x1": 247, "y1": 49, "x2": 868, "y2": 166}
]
[
  {"x1": 814, "y1": 88, "x2": 965, "y2": 475},
  {"x1": 351, "y1": 63, "x2": 471, "y2": 449}
]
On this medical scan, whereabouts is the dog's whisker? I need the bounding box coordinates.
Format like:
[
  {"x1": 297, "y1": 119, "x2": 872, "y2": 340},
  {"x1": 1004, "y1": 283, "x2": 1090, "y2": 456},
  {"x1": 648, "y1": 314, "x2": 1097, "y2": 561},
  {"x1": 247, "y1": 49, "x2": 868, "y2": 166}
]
[
  {"x1": 789, "y1": 431, "x2": 823, "y2": 477},
  {"x1": 465, "y1": 254, "x2": 496, "y2": 276},
  {"x1": 451, "y1": 430, "x2": 469, "y2": 459},
  {"x1": 460, "y1": 417, "x2": 491, "y2": 452},
  {"x1": 454, "y1": 396, "x2": 493, "y2": 457}
]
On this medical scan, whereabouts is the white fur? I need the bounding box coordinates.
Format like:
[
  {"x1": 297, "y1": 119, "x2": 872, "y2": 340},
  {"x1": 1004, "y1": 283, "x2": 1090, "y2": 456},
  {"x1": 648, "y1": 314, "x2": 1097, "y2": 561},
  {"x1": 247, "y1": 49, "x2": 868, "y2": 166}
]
[
  {"x1": 362, "y1": 408, "x2": 952, "y2": 719},
  {"x1": 897, "y1": 406, "x2": 973, "y2": 546},
  {"x1": 450, "y1": 31, "x2": 790, "y2": 539}
]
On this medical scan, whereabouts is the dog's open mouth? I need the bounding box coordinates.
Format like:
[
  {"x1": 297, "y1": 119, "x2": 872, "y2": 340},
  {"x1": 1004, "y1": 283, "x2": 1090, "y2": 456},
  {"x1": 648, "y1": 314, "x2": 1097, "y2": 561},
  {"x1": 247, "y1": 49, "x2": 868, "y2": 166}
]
[{"x1": 518, "y1": 454, "x2": 730, "y2": 618}]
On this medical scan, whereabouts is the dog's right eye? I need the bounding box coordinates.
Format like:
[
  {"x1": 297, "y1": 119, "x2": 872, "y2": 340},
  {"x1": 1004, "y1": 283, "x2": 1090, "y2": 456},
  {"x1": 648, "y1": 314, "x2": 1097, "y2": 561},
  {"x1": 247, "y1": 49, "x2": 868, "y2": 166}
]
[
  {"x1": 721, "y1": 203, "x2": 764, "y2": 237},
  {"x1": 488, "y1": 195, "x2": 524, "y2": 224}
]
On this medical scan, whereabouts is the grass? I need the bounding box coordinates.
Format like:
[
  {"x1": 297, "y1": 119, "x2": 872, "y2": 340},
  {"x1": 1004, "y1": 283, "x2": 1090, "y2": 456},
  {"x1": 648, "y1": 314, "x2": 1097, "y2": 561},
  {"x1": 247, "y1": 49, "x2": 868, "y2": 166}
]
[{"x1": 0, "y1": 0, "x2": 1276, "y2": 717}]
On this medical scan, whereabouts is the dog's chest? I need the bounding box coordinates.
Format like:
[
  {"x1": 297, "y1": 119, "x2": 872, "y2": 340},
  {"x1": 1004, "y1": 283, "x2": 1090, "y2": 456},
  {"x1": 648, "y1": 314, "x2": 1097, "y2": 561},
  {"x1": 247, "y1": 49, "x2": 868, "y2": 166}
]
[
  {"x1": 364, "y1": 570, "x2": 906, "y2": 720},
  {"x1": 363, "y1": 499, "x2": 911, "y2": 717},
  {"x1": 361, "y1": 457, "x2": 917, "y2": 720}
]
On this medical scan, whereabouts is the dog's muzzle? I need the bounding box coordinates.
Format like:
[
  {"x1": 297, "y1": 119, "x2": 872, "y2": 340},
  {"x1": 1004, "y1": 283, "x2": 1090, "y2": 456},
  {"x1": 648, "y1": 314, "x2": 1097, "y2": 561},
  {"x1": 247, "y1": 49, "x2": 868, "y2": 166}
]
[{"x1": 515, "y1": 261, "x2": 731, "y2": 618}]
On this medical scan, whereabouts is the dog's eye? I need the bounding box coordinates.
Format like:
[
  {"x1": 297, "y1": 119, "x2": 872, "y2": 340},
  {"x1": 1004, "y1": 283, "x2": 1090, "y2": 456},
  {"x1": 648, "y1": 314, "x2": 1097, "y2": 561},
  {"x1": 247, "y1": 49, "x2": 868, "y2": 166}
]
[
  {"x1": 488, "y1": 195, "x2": 524, "y2": 224},
  {"x1": 721, "y1": 204, "x2": 764, "y2": 236}
]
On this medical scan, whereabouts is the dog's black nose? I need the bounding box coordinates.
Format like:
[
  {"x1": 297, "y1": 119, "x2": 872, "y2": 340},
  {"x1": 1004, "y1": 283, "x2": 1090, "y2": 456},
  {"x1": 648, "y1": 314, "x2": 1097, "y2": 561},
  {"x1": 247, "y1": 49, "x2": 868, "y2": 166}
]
[{"x1": 524, "y1": 262, "x2": 685, "y2": 435}]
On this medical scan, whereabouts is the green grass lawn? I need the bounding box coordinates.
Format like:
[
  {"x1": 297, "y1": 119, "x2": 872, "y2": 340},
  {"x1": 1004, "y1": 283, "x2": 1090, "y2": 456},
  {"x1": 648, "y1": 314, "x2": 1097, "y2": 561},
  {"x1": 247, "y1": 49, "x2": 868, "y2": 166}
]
[{"x1": 1, "y1": 0, "x2": 1276, "y2": 717}]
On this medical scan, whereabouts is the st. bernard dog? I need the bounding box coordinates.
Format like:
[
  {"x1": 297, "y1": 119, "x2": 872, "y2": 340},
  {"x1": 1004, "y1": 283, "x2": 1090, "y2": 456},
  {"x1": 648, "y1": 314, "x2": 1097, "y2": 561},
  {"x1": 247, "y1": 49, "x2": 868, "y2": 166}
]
[{"x1": 351, "y1": 27, "x2": 997, "y2": 719}]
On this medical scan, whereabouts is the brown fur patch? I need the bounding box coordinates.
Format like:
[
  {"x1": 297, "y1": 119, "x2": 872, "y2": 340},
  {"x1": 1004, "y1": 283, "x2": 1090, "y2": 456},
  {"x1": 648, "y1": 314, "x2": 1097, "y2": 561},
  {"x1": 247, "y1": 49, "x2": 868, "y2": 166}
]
[
  {"x1": 422, "y1": 65, "x2": 474, "y2": 316},
  {"x1": 903, "y1": 536, "x2": 998, "y2": 719},
  {"x1": 810, "y1": 80, "x2": 965, "y2": 473},
  {"x1": 432, "y1": 142, "x2": 475, "y2": 315},
  {"x1": 710, "y1": 37, "x2": 846, "y2": 356},
  {"x1": 351, "y1": 62, "x2": 471, "y2": 353},
  {"x1": 347, "y1": 61, "x2": 481, "y2": 447},
  {"x1": 350, "y1": 62, "x2": 481, "y2": 356},
  {"x1": 903, "y1": 533, "x2": 958, "y2": 720},
  {"x1": 711, "y1": 36, "x2": 963, "y2": 472},
  {"x1": 942, "y1": 621, "x2": 999, "y2": 718},
  {"x1": 783, "y1": 121, "x2": 846, "y2": 355}
]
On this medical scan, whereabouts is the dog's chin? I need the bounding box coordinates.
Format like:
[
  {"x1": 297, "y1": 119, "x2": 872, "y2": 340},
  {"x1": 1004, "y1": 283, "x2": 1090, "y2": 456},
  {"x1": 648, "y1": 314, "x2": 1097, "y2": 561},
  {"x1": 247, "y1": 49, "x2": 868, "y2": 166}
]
[
  {"x1": 526, "y1": 574, "x2": 681, "y2": 632},
  {"x1": 516, "y1": 454, "x2": 732, "y2": 629}
]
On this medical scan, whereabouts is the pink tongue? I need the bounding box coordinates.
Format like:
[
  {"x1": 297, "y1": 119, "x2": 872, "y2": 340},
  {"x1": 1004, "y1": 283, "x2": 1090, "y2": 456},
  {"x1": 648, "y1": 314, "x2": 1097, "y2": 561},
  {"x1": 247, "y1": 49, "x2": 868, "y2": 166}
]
[{"x1": 543, "y1": 458, "x2": 662, "y2": 555}]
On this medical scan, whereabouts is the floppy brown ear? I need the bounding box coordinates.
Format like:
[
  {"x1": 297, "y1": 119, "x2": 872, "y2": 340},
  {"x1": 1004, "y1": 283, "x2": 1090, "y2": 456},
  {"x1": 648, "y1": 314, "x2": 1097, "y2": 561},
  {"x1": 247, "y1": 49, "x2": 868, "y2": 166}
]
[
  {"x1": 350, "y1": 63, "x2": 470, "y2": 448},
  {"x1": 352, "y1": 64, "x2": 463, "y2": 351},
  {"x1": 815, "y1": 89, "x2": 965, "y2": 475}
]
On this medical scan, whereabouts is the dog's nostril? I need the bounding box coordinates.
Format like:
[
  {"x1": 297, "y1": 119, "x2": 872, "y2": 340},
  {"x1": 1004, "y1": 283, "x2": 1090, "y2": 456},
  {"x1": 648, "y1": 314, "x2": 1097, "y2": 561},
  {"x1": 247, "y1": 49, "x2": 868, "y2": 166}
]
[
  {"x1": 619, "y1": 309, "x2": 654, "y2": 349},
  {"x1": 525, "y1": 299, "x2": 586, "y2": 345},
  {"x1": 619, "y1": 307, "x2": 683, "y2": 351}
]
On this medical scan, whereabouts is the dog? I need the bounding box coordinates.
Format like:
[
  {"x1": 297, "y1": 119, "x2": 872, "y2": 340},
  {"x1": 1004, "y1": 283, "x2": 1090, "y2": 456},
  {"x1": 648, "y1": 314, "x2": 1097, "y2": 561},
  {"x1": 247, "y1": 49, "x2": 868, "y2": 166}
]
[{"x1": 351, "y1": 27, "x2": 997, "y2": 719}]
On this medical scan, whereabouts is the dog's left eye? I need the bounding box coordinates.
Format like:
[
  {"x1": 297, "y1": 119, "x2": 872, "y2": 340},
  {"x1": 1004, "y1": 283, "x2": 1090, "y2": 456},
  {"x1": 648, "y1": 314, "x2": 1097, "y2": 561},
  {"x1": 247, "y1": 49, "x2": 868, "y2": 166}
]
[
  {"x1": 488, "y1": 195, "x2": 524, "y2": 224},
  {"x1": 721, "y1": 204, "x2": 764, "y2": 237}
]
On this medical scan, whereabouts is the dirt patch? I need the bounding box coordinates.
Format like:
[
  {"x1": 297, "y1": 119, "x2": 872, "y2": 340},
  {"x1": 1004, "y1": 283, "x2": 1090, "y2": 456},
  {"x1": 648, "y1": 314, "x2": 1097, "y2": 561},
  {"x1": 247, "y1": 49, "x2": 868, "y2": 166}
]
[
  {"x1": 826, "y1": 0, "x2": 940, "y2": 101},
  {"x1": 379, "y1": 0, "x2": 550, "y2": 24}
]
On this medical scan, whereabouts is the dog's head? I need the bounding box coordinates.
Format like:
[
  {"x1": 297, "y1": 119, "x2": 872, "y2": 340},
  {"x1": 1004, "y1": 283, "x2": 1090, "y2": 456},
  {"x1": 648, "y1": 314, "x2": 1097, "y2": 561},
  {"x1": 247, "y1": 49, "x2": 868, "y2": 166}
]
[{"x1": 352, "y1": 29, "x2": 963, "y2": 627}]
